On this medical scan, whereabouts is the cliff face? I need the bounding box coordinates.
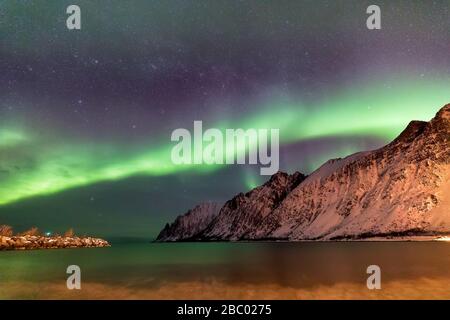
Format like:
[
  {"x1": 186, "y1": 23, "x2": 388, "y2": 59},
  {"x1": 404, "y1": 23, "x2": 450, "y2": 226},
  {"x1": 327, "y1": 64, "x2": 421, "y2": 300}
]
[
  {"x1": 157, "y1": 104, "x2": 450, "y2": 241},
  {"x1": 255, "y1": 104, "x2": 450, "y2": 240},
  {"x1": 197, "y1": 171, "x2": 306, "y2": 240},
  {"x1": 155, "y1": 202, "x2": 221, "y2": 241}
]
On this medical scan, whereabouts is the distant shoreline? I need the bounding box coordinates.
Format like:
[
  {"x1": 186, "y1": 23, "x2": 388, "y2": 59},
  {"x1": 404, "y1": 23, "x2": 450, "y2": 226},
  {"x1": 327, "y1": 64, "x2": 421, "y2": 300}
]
[{"x1": 154, "y1": 235, "x2": 450, "y2": 243}]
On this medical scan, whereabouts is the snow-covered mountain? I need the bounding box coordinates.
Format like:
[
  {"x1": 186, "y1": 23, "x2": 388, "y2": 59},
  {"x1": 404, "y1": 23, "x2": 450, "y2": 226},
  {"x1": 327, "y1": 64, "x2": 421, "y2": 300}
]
[
  {"x1": 157, "y1": 104, "x2": 450, "y2": 241},
  {"x1": 198, "y1": 171, "x2": 306, "y2": 240},
  {"x1": 155, "y1": 202, "x2": 221, "y2": 241},
  {"x1": 250, "y1": 104, "x2": 450, "y2": 240}
]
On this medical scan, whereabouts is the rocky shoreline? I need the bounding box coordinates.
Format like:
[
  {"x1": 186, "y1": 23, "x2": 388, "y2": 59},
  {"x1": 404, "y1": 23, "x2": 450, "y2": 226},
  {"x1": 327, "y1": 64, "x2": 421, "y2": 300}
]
[{"x1": 0, "y1": 235, "x2": 110, "y2": 251}]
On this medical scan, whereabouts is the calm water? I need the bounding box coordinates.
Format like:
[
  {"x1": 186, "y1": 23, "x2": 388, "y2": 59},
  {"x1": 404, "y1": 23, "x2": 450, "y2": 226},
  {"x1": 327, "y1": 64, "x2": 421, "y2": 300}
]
[{"x1": 1, "y1": 242, "x2": 450, "y2": 299}]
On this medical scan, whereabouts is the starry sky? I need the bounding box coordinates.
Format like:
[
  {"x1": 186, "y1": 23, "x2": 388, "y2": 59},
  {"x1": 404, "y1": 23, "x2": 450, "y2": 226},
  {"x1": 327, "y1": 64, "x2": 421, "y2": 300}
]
[{"x1": 1, "y1": 0, "x2": 449, "y2": 240}]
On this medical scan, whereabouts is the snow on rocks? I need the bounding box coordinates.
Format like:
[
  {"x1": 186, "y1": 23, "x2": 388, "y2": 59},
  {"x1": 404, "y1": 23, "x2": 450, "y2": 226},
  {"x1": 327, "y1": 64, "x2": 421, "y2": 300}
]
[{"x1": 0, "y1": 235, "x2": 110, "y2": 250}]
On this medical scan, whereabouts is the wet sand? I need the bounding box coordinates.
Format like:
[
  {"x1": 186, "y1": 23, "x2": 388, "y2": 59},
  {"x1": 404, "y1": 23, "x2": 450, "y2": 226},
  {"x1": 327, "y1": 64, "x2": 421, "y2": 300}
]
[{"x1": 2, "y1": 277, "x2": 450, "y2": 300}]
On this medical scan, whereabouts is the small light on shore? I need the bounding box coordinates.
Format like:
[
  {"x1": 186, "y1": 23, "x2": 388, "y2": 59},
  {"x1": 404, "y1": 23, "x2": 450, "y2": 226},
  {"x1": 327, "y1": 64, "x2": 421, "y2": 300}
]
[{"x1": 45, "y1": 232, "x2": 52, "y2": 237}]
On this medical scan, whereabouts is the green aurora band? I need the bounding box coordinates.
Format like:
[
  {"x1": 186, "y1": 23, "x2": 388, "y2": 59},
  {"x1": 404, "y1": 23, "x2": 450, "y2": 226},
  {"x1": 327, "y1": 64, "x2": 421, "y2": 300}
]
[{"x1": 1, "y1": 76, "x2": 449, "y2": 205}]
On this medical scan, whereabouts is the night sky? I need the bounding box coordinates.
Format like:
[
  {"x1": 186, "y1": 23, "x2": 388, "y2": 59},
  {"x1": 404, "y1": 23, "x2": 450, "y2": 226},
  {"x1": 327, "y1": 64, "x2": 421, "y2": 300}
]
[{"x1": 1, "y1": 0, "x2": 449, "y2": 240}]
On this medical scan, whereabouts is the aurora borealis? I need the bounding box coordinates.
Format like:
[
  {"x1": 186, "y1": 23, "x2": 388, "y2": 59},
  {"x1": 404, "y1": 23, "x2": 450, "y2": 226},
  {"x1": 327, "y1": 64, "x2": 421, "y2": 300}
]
[{"x1": 1, "y1": 0, "x2": 450, "y2": 238}]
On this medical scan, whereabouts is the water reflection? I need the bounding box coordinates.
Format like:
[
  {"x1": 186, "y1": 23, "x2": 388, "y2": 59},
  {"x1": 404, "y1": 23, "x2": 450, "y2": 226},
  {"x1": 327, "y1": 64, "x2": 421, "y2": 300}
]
[{"x1": 1, "y1": 242, "x2": 450, "y2": 299}]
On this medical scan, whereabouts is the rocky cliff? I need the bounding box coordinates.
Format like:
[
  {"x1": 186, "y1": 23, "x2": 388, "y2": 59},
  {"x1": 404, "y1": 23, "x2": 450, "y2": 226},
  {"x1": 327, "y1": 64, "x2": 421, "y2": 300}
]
[
  {"x1": 157, "y1": 104, "x2": 450, "y2": 241},
  {"x1": 197, "y1": 171, "x2": 306, "y2": 240},
  {"x1": 253, "y1": 104, "x2": 450, "y2": 240},
  {"x1": 156, "y1": 202, "x2": 221, "y2": 241}
]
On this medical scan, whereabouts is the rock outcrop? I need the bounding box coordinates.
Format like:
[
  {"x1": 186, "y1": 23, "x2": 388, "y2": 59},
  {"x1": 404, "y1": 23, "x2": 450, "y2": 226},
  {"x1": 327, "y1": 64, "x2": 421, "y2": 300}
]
[{"x1": 0, "y1": 235, "x2": 110, "y2": 250}]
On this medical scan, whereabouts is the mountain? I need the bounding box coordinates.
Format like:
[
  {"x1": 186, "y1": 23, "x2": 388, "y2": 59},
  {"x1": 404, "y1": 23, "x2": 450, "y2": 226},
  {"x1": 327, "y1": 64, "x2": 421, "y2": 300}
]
[
  {"x1": 157, "y1": 104, "x2": 450, "y2": 241},
  {"x1": 155, "y1": 202, "x2": 221, "y2": 241},
  {"x1": 197, "y1": 171, "x2": 306, "y2": 240},
  {"x1": 249, "y1": 104, "x2": 450, "y2": 240}
]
